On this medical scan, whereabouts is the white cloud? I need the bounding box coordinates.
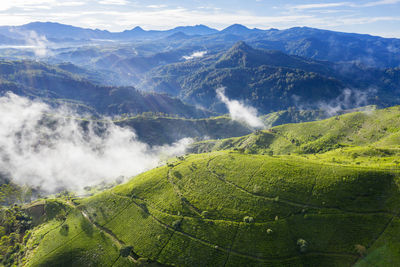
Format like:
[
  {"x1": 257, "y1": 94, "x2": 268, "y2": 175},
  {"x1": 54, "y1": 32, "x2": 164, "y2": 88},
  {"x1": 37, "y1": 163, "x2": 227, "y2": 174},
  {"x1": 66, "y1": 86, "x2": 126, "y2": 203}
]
[
  {"x1": 57, "y1": 2, "x2": 86, "y2": 7},
  {"x1": 289, "y1": 0, "x2": 400, "y2": 10},
  {"x1": 362, "y1": 0, "x2": 400, "y2": 7},
  {"x1": 216, "y1": 88, "x2": 264, "y2": 128},
  {"x1": 183, "y1": 51, "x2": 207, "y2": 60},
  {"x1": 0, "y1": 0, "x2": 57, "y2": 11},
  {"x1": 0, "y1": 93, "x2": 192, "y2": 193},
  {"x1": 147, "y1": 4, "x2": 167, "y2": 9},
  {"x1": 98, "y1": 0, "x2": 128, "y2": 5},
  {"x1": 291, "y1": 2, "x2": 350, "y2": 10}
]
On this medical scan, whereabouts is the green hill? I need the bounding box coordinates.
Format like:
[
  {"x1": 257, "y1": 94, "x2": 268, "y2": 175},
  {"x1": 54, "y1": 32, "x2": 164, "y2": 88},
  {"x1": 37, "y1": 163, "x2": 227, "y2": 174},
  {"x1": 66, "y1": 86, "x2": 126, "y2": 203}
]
[
  {"x1": 2, "y1": 106, "x2": 400, "y2": 266},
  {"x1": 0, "y1": 60, "x2": 213, "y2": 118},
  {"x1": 115, "y1": 115, "x2": 253, "y2": 146},
  {"x1": 190, "y1": 105, "x2": 400, "y2": 158}
]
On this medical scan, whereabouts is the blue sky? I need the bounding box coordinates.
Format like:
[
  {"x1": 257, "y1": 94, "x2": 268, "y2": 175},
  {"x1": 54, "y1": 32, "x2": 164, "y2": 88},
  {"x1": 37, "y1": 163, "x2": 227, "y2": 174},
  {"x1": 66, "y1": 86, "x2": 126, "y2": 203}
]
[{"x1": 0, "y1": 0, "x2": 399, "y2": 37}]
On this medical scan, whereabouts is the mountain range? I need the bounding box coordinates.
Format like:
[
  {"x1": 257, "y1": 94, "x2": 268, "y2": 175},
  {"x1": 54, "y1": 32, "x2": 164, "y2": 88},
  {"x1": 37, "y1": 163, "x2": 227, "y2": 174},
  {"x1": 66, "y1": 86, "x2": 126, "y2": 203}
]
[{"x1": 0, "y1": 22, "x2": 399, "y2": 68}]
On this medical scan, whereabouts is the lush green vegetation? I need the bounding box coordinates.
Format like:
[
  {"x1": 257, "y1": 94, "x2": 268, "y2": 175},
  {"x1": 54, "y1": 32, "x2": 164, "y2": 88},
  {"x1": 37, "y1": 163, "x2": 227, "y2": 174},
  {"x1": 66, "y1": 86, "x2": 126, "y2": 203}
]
[
  {"x1": 115, "y1": 115, "x2": 252, "y2": 145},
  {"x1": 0, "y1": 60, "x2": 212, "y2": 118},
  {"x1": 2, "y1": 106, "x2": 398, "y2": 266},
  {"x1": 21, "y1": 150, "x2": 400, "y2": 266},
  {"x1": 142, "y1": 42, "x2": 400, "y2": 113},
  {"x1": 190, "y1": 106, "x2": 400, "y2": 162}
]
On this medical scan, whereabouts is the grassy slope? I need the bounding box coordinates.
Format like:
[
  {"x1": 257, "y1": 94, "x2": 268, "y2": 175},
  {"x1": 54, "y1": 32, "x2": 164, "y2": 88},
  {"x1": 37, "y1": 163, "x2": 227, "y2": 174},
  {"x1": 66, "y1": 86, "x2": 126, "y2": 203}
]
[
  {"x1": 190, "y1": 106, "x2": 400, "y2": 167},
  {"x1": 115, "y1": 115, "x2": 252, "y2": 145},
  {"x1": 24, "y1": 152, "x2": 400, "y2": 266},
  {"x1": 21, "y1": 106, "x2": 400, "y2": 266}
]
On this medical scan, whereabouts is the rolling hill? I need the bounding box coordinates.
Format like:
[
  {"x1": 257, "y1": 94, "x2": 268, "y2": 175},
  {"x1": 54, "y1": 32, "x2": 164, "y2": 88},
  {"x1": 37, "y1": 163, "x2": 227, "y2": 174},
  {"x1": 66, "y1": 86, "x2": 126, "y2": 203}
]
[
  {"x1": 141, "y1": 42, "x2": 400, "y2": 113},
  {"x1": 2, "y1": 106, "x2": 399, "y2": 266},
  {"x1": 0, "y1": 60, "x2": 213, "y2": 118}
]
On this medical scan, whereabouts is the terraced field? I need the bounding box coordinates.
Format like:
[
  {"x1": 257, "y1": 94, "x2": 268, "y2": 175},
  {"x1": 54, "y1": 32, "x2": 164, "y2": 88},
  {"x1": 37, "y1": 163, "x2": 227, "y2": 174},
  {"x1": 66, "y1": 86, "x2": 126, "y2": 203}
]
[{"x1": 24, "y1": 151, "x2": 400, "y2": 266}]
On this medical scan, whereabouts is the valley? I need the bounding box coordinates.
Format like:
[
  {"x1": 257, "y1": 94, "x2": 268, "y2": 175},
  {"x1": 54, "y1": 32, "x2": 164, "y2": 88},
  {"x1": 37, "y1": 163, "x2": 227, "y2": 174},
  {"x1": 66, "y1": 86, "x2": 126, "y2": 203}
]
[{"x1": 0, "y1": 19, "x2": 399, "y2": 267}]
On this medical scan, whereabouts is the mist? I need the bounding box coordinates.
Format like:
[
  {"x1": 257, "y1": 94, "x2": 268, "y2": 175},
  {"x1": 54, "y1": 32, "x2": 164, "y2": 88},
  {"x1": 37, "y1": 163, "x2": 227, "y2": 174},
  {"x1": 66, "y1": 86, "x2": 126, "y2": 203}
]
[
  {"x1": 0, "y1": 93, "x2": 192, "y2": 193},
  {"x1": 216, "y1": 87, "x2": 264, "y2": 128},
  {"x1": 21, "y1": 30, "x2": 51, "y2": 57},
  {"x1": 317, "y1": 88, "x2": 377, "y2": 116},
  {"x1": 183, "y1": 51, "x2": 207, "y2": 60}
]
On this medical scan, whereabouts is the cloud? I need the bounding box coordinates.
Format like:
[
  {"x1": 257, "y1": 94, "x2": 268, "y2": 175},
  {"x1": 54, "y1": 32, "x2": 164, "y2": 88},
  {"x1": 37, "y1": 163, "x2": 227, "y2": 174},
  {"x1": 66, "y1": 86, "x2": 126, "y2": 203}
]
[
  {"x1": 293, "y1": 88, "x2": 377, "y2": 116},
  {"x1": 57, "y1": 2, "x2": 86, "y2": 7},
  {"x1": 98, "y1": 0, "x2": 128, "y2": 5},
  {"x1": 216, "y1": 88, "x2": 264, "y2": 128},
  {"x1": 0, "y1": 0, "x2": 57, "y2": 11},
  {"x1": 183, "y1": 51, "x2": 207, "y2": 60},
  {"x1": 147, "y1": 5, "x2": 167, "y2": 9},
  {"x1": 289, "y1": 0, "x2": 400, "y2": 10},
  {"x1": 361, "y1": 0, "x2": 400, "y2": 7},
  {"x1": 22, "y1": 31, "x2": 51, "y2": 57},
  {"x1": 0, "y1": 93, "x2": 191, "y2": 193},
  {"x1": 290, "y1": 2, "x2": 350, "y2": 10}
]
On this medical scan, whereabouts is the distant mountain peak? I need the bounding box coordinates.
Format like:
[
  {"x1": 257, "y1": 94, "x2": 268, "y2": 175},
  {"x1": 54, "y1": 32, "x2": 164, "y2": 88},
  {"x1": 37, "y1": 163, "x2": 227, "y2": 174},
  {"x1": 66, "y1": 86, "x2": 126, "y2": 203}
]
[
  {"x1": 169, "y1": 25, "x2": 218, "y2": 36},
  {"x1": 230, "y1": 40, "x2": 253, "y2": 51},
  {"x1": 220, "y1": 24, "x2": 262, "y2": 35},
  {"x1": 131, "y1": 26, "x2": 144, "y2": 32},
  {"x1": 225, "y1": 24, "x2": 249, "y2": 30}
]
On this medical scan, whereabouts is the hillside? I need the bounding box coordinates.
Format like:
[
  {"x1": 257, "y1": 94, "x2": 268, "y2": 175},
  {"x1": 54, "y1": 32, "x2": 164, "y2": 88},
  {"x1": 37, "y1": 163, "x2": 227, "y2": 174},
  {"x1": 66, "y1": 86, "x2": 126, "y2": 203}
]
[
  {"x1": 189, "y1": 105, "x2": 400, "y2": 156},
  {"x1": 0, "y1": 60, "x2": 213, "y2": 118},
  {"x1": 115, "y1": 115, "x2": 253, "y2": 146},
  {"x1": 141, "y1": 42, "x2": 400, "y2": 113},
  {"x1": 0, "y1": 106, "x2": 398, "y2": 266},
  {"x1": 16, "y1": 151, "x2": 400, "y2": 266}
]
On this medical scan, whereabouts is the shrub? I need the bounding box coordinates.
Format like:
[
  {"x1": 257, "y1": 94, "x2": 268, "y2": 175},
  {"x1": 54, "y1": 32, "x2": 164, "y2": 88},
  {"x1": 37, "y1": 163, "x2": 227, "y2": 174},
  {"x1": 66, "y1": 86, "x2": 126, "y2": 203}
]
[
  {"x1": 173, "y1": 171, "x2": 182, "y2": 179},
  {"x1": 243, "y1": 216, "x2": 254, "y2": 223},
  {"x1": 252, "y1": 185, "x2": 261, "y2": 194},
  {"x1": 172, "y1": 220, "x2": 182, "y2": 229},
  {"x1": 120, "y1": 246, "x2": 133, "y2": 257},
  {"x1": 297, "y1": 238, "x2": 308, "y2": 253},
  {"x1": 355, "y1": 244, "x2": 366, "y2": 257}
]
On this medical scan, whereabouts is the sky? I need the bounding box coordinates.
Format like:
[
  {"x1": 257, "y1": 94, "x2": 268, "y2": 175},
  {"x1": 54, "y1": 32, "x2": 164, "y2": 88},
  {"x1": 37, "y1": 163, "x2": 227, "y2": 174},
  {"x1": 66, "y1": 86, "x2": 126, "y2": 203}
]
[{"x1": 0, "y1": 0, "x2": 399, "y2": 37}]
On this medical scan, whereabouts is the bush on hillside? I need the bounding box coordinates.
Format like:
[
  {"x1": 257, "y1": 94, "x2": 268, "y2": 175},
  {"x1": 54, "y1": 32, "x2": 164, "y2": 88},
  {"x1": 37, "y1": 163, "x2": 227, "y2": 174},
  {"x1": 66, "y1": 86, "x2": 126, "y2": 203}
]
[
  {"x1": 120, "y1": 246, "x2": 133, "y2": 257},
  {"x1": 243, "y1": 216, "x2": 254, "y2": 223}
]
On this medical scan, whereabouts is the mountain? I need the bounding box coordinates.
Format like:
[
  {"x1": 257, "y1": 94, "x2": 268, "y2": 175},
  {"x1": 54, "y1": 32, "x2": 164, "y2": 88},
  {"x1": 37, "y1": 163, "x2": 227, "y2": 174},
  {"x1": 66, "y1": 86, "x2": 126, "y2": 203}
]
[
  {"x1": 0, "y1": 60, "x2": 213, "y2": 118},
  {"x1": 167, "y1": 25, "x2": 219, "y2": 36},
  {"x1": 115, "y1": 115, "x2": 253, "y2": 146},
  {"x1": 0, "y1": 22, "x2": 399, "y2": 68},
  {"x1": 220, "y1": 24, "x2": 263, "y2": 35},
  {"x1": 7, "y1": 106, "x2": 400, "y2": 266},
  {"x1": 142, "y1": 41, "x2": 400, "y2": 113},
  {"x1": 0, "y1": 22, "x2": 113, "y2": 41},
  {"x1": 0, "y1": 22, "x2": 218, "y2": 42},
  {"x1": 255, "y1": 26, "x2": 400, "y2": 68}
]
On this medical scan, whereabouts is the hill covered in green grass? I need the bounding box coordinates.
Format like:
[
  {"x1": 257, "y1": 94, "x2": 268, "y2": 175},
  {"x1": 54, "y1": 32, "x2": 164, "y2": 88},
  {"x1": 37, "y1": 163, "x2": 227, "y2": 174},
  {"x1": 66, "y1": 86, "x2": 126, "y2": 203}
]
[
  {"x1": 190, "y1": 105, "x2": 400, "y2": 157},
  {"x1": 2, "y1": 106, "x2": 400, "y2": 266},
  {"x1": 115, "y1": 115, "x2": 253, "y2": 146}
]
